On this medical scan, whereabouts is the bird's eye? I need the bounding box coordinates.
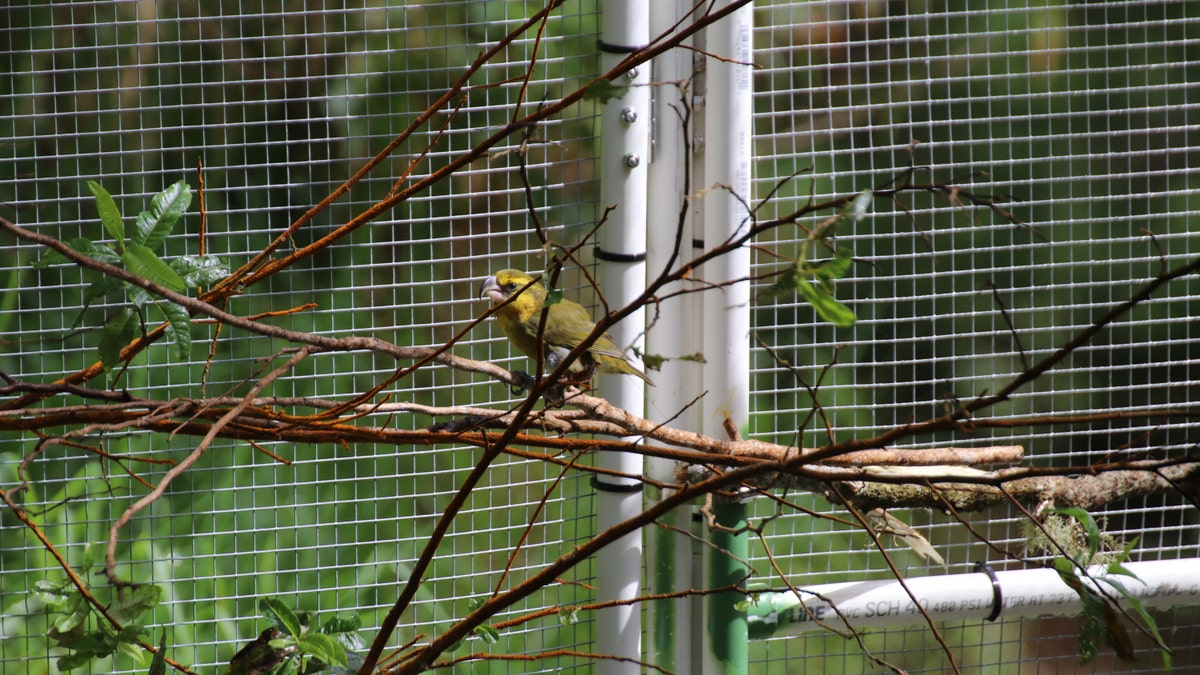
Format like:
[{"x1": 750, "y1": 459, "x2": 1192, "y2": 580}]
[{"x1": 503, "y1": 282, "x2": 517, "y2": 291}]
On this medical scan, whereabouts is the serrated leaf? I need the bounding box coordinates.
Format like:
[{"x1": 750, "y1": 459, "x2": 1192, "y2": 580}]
[
  {"x1": 260, "y1": 597, "x2": 303, "y2": 638},
  {"x1": 87, "y1": 181, "x2": 125, "y2": 250},
  {"x1": 170, "y1": 255, "x2": 229, "y2": 288},
  {"x1": 158, "y1": 301, "x2": 192, "y2": 360},
  {"x1": 109, "y1": 584, "x2": 162, "y2": 624},
  {"x1": 795, "y1": 278, "x2": 857, "y2": 327},
  {"x1": 133, "y1": 181, "x2": 191, "y2": 249},
  {"x1": 122, "y1": 246, "x2": 186, "y2": 293},
  {"x1": 98, "y1": 309, "x2": 136, "y2": 372}
]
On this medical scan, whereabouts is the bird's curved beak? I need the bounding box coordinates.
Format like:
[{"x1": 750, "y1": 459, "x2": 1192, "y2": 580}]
[{"x1": 479, "y1": 275, "x2": 501, "y2": 302}]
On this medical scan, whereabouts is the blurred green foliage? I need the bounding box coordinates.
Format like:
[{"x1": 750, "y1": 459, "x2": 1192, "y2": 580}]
[{"x1": 1, "y1": 0, "x2": 1198, "y2": 673}]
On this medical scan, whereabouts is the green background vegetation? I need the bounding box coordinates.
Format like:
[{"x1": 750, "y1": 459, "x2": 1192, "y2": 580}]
[{"x1": 2, "y1": 1, "x2": 1198, "y2": 673}]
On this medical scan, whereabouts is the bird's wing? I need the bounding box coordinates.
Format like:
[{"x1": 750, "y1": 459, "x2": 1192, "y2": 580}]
[
  {"x1": 538, "y1": 301, "x2": 596, "y2": 349},
  {"x1": 538, "y1": 301, "x2": 627, "y2": 359}
]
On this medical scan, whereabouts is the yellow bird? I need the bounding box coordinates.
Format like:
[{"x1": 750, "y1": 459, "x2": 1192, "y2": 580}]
[{"x1": 479, "y1": 269, "x2": 653, "y2": 386}]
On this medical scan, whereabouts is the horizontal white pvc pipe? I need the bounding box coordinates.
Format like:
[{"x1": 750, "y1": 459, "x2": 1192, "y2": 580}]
[{"x1": 747, "y1": 559, "x2": 1200, "y2": 638}]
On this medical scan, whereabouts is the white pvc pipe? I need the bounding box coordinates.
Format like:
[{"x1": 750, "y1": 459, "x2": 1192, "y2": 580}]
[
  {"x1": 699, "y1": 3, "x2": 754, "y2": 674},
  {"x1": 595, "y1": 2, "x2": 650, "y2": 675},
  {"x1": 699, "y1": 1, "x2": 753, "y2": 442},
  {"x1": 644, "y1": 4, "x2": 700, "y2": 672},
  {"x1": 748, "y1": 559, "x2": 1200, "y2": 638}
]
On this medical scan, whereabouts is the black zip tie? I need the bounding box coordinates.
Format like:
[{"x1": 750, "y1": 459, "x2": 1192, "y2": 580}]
[
  {"x1": 591, "y1": 475, "x2": 644, "y2": 493},
  {"x1": 974, "y1": 561, "x2": 1003, "y2": 622},
  {"x1": 596, "y1": 39, "x2": 646, "y2": 54},
  {"x1": 593, "y1": 246, "x2": 646, "y2": 263}
]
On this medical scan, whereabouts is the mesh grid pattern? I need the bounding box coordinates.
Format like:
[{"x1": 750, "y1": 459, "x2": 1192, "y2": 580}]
[
  {"x1": 3, "y1": 1, "x2": 1199, "y2": 674},
  {"x1": 2, "y1": 2, "x2": 600, "y2": 673},
  {"x1": 749, "y1": 1, "x2": 1200, "y2": 672}
]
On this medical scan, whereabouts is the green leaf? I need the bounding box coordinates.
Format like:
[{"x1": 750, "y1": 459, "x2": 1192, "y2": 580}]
[
  {"x1": 474, "y1": 624, "x2": 500, "y2": 644},
  {"x1": 1114, "y1": 535, "x2": 1139, "y2": 565},
  {"x1": 87, "y1": 181, "x2": 125, "y2": 251},
  {"x1": 1050, "y1": 507, "x2": 1100, "y2": 563},
  {"x1": 1052, "y1": 556, "x2": 1077, "y2": 579},
  {"x1": 795, "y1": 278, "x2": 857, "y2": 327},
  {"x1": 122, "y1": 246, "x2": 186, "y2": 293},
  {"x1": 33, "y1": 238, "x2": 121, "y2": 269},
  {"x1": 133, "y1": 181, "x2": 191, "y2": 249},
  {"x1": 98, "y1": 309, "x2": 137, "y2": 372},
  {"x1": 557, "y1": 607, "x2": 579, "y2": 626},
  {"x1": 640, "y1": 352, "x2": 665, "y2": 371},
  {"x1": 149, "y1": 630, "x2": 167, "y2": 675},
  {"x1": 170, "y1": 255, "x2": 229, "y2": 288},
  {"x1": 117, "y1": 639, "x2": 149, "y2": 666},
  {"x1": 260, "y1": 597, "x2": 304, "y2": 638},
  {"x1": 158, "y1": 301, "x2": 192, "y2": 360},
  {"x1": 583, "y1": 78, "x2": 630, "y2": 103},
  {"x1": 811, "y1": 247, "x2": 855, "y2": 281},
  {"x1": 83, "y1": 274, "x2": 126, "y2": 306},
  {"x1": 53, "y1": 593, "x2": 91, "y2": 634},
  {"x1": 65, "y1": 629, "x2": 120, "y2": 656},
  {"x1": 299, "y1": 632, "x2": 346, "y2": 668},
  {"x1": 78, "y1": 543, "x2": 96, "y2": 571},
  {"x1": 109, "y1": 584, "x2": 162, "y2": 624},
  {"x1": 545, "y1": 287, "x2": 564, "y2": 306},
  {"x1": 320, "y1": 614, "x2": 362, "y2": 635},
  {"x1": 34, "y1": 579, "x2": 75, "y2": 609},
  {"x1": 55, "y1": 651, "x2": 95, "y2": 672},
  {"x1": 825, "y1": 188, "x2": 873, "y2": 234}
]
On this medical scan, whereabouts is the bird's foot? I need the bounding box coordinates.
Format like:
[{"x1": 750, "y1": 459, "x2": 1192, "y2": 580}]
[
  {"x1": 564, "y1": 363, "x2": 599, "y2": 387},
  {"x1": 509, "y1": 371, "x2": 537, "y2": 396}
]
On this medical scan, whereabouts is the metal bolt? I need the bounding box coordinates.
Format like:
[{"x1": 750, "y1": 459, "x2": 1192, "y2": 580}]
[
  {"x1": 623, "y1": 153, "x2": 641, "y2": 168},
  {"x1": 619, "y1": 107, "x2": 637, "y2": 124}
]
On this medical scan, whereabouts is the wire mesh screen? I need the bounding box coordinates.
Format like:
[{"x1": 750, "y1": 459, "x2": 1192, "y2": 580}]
[
  {"x1": 2, "y1": 2, "x2": 601, "y2": 673},
  {"x1": 749, "y1": 1, "x2": 1200, "y2": 673},
  {"x1": 3, "y1": 1, "x2": 1200, "y2": 674}
]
